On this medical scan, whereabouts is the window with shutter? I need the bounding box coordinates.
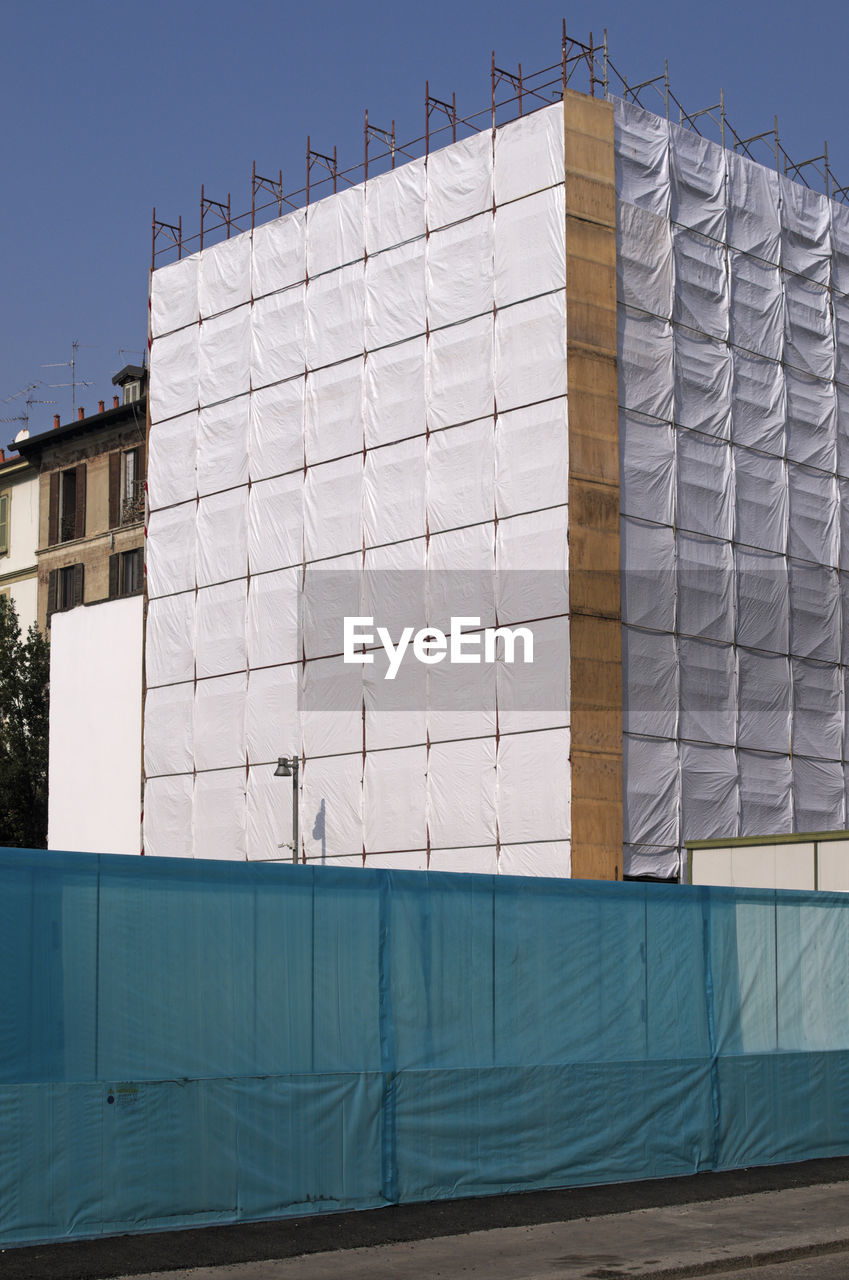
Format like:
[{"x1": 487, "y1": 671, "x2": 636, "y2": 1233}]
[
  {"x1": 74, "y1": 464, "x2": 86, "y2": 540},
  {"x1": 119, "y1": 448, "x2": 143, "y2": 525},
  {"x1": 110, "y1": 548, "x2": 143, "y2": 598},
  {"x1": 50, "y1": 563, "x2": 85, "y2": 622},
  {"x1": 47, "y1": 569, "x2": 58, "y2": 620},
  {"x1": 0, "y1": 492, "x2": 9, "y2": 556},
  {"x1": 58, "y1": 469, "x2": 76, "y2": 542},
  {"x1": 109, "y1": 452, "x2": 120, "y2": 528},
  {"x1": 48, "y1": 473, "x2": 59, "y2": 545}
]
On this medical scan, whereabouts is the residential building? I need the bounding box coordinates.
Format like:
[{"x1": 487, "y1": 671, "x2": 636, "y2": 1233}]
[
  {"x1": 14, "y1": 365, "x2": 147, "y2": 632},
  {"x1": 0, "y1": 449, "x2": 39, "y2": 631}
]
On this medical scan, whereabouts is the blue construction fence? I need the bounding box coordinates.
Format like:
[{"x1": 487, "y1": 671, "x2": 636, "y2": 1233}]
[{"x1": 2, "y1": 848, "x2": 849, "y2": 1244}]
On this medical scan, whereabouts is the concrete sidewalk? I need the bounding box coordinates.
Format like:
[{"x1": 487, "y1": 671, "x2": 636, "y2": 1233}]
[
  {"x1": 108, "y1": 1182, "x2": 849, "y2": 1280},
  {"x1": 8, "y1": 1159, "x2": 849, "y2": 1280}
]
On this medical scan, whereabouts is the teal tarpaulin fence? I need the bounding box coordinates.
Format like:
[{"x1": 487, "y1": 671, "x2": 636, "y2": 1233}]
[{"x1": 2, "y1": 849, "x2": 849, "y2": 1244}]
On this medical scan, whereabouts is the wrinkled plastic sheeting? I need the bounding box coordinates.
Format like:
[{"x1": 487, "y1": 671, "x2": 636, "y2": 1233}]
[
  {"x1": 616, "y1": 96, "x2": 849, "y2": 877},
  {"x1": 8, "y1": 852, "x2": 849, "y2": 1244}
]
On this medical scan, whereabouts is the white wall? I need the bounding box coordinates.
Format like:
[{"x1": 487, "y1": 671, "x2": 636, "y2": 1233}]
[{"x1": 48, "y1": 596, "x2": 143, "y2": 854}]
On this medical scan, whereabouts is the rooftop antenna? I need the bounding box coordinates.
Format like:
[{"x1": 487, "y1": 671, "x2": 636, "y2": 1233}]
[
  {"x1": 0, "y1": 383, "x2": 56, "y2": 434},
  {"x1": 42, "y1": 340, "x2": 94, "y2": 418}
]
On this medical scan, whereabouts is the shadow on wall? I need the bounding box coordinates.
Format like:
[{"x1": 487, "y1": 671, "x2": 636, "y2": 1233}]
[{"x1": 312, "y1": 797, "x2": 326, "y2": 864}]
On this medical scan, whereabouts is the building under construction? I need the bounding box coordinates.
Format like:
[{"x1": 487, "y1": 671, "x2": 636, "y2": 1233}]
[{"x1": 144, "y1": 33, "x2": 849, "y2": 883}]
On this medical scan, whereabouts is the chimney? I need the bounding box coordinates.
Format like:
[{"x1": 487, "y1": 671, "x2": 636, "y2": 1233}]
[
  {"x1": 0, "y1": 451, "x2": 5, "y2": 465},
  {"x1": 77, "y1": 406, "x2": 85, "y2": 420},
  {"x1": 98, "y1": 400, "x2": 105, "y2": 413},
  {"x1": 113, "y1": 395, "x2": 120, "y2": 408},
  {"x1": 53, "y1": 414, "x2": 60, "y2": 430}
]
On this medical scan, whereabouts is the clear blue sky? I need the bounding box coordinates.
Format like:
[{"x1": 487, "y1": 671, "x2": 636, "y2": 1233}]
[{"x1": 1, "y1": 0, "x2": 846, "y2": 440}]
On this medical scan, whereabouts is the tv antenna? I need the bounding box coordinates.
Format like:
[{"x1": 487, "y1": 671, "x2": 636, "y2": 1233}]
[
  {"x1": 42, "y1": 339, "x2": 94, "y2": 418},
  {"x1": 0, "y1": 382, "x2": 56, "y2": 435}
]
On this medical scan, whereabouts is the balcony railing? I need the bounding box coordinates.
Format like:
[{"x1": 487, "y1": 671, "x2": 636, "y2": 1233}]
[{"x1": 121, "y1": 483, "x2": 144, "y2": 525}]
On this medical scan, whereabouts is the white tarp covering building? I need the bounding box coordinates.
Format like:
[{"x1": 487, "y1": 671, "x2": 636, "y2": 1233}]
[
  {"x1": 616, "y1": 99, "x2": 849, "y2": 877},
  {"x1": 146, "y1": 105, "x2": 571, "y2": 874},
  {"x1": 145, "y1": 89, "x2": 849, "y2": 879}
]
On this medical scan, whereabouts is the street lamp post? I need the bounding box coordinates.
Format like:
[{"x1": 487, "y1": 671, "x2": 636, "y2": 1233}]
[{"x1": 274, "y1": 755, "x2": 300, "y2": 863}]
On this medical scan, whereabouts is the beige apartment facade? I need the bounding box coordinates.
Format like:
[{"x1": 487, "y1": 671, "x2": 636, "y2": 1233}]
[{"x1": 14, "y1": 366, "x2": 147, "y2": 631}]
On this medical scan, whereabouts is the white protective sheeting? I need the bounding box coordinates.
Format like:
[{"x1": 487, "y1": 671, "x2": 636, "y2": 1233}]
[
  {"x1": 195, "y1": 580, "x2": 246, "y2": 678},
  {"x1": 364, "y1": 747, "x2": 427, "y2": 852},
  {"x1": 672, "y1": 227, "x2": 728, "y2": 340},
  {"x1": 246, "y1": 568, "x2": 300, "y2": 668},
  {"x1": 149, "y1": 326, "x2": 198, "y2": 424},
  {"x1": 426, "y1": 129, "x2": 492, "y2": 230},
  {"x1": 363, "y1": 435, "x2": 427, "y2": 545},
  {"x1": 301, "y1": 753, "x2": 364, "y2": 861},
  {"x1": 251, "y1": 286, "x2": 306, "y2": 389},
  {"x1": 146, "y1": 104, "x2": 571, "y2": 872},
  {"x1": 617, "y1": 203, "x2": 672, "y2": 317},
  {"x1": 252, "y1": 208, "x2": 306, "y2": 298},
  {"x1": 364, "y1": 158, "x2": 426, "y2": 254},
  {"x1": 248, "y1": 472, "x2": 303, "y2": 574},
  {"x1": 193, "y1": 769, "x2": 246, "y2": 861},
  {"x1": 246, "y1": 762, "x2": 289, "y2": 861},
  {"x1": 618, "y1": 96, "x2": 849, "y2": 877},
  {"x1": 305, "y1": 358, "x2": 363, "y2": 465},
  {"x1": 146, "y1": 503, "x2": 196, "y2": 599},
  {"x1": 495, "y1": 399, "x2": 568, "y2": 519},
  {"x1": 495, "y1": 292, "x2": 567, "y2": 411},
  {"x1": 196, "y1": 489, "x2": 247, "y2": 587},
  {"x1": 148, "y1": 411, "x2": 198, "y2": 510},
  {"x1": 493, "y1": 103, "x2": 564, "y2": 203},
  {"x1": 427, "y1": 215, "x2": 493, "y2": 328},
  {"x1": 614, "y1": 97, "x2": 670, "y2": 218},
  {"x1": 249, "y1": 378, "x2": 304, "y2": 482},
  {"x1": 364, "y1": 338, "x2": 427, "y2": 447},
  {"x1": 144, "y1": 775, "x2": 194, "y2": 859},
  {"x1": 197, "y1": 397, "x2": 249, "y2": 496},
  {"x1": 198, "y1": 235, "x2": 252, "y2": 318},
  {"x1": 494, "y1": 187, "x2": 566, "y2": 307},
  {"x1": 428, "y1": 419, "x2": 494, "y2": 533},
  {"x1": 620, "y1": 412, "x2": 674, "y2": 525},
  {"x1": 198, "y1": 305, "x2": 251, "y2": 406},
  {"x1": 495, "y1": 729, "x2": 570, "y2": 845},
  {"x1": 365, "y1": 239, "x2": 427, "y2": 348},
  {"x1": 306, "y1": 183, "x2": 364, "y2": 276},
  {"x1": 305, "y1": 263, "x2": 365, "y2": 368},
  {"x1": 146, "y1": 593, "x2": 196, "y2": 687},
  {"x1": 680, "y1": 743, "x2": 738, "y2": 842},
  {"x1": 193, "y1": 674, "x2": 247, "y2": 771},
  {"x1": 427, "y1": 315, "x2": 494, "y2": 429},
  {"x1": 669, "y1": 122, "x2": 726, "y2": 240},
  {"x1": 144, "y1": 682, "x2": 194, "y2": 777},
  {"x1": 150, "y1": 255, "x2": 198, "y2": 339},
  {"x1": 246, "y1": 664, "x2": 299, "y2": 765}
]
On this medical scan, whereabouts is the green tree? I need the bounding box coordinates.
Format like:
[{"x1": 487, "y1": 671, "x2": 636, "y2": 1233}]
[{"x1": 0, "y1": 595, "x2": 49, "y2": 848}]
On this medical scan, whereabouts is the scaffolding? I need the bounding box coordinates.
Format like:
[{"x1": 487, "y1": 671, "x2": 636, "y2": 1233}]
[{"x1": 152, "y1": 20, "x2": 849, "y2": 266}]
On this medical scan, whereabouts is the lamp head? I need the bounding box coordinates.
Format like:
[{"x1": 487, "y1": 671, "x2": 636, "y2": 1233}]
[{"x1": 274, "y1": 757, "x2": 293, "y2": 778}]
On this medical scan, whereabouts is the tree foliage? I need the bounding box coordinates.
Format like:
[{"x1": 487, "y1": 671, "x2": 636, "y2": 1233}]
[{"x1": 0, "y1": 595, "x2": 49, "y2": 848}]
